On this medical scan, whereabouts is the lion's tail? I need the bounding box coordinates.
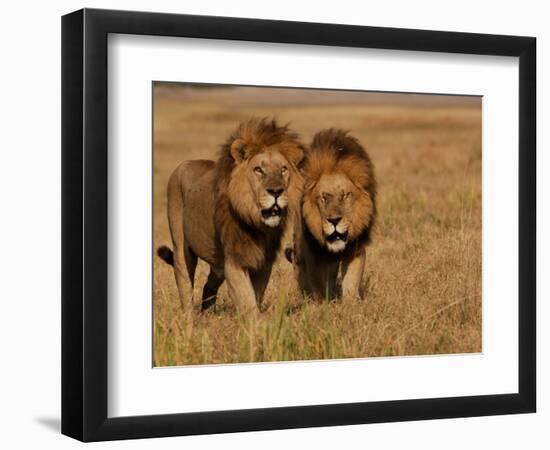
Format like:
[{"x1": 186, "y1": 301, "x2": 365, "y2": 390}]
[{"x1": 157, "y1": 245, "x2": 174, "y2": 266}]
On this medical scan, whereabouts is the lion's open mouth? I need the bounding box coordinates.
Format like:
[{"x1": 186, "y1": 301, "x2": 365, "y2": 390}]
[
  {"x1": 261, "y1": 204, "x2": 282, "y2": 220},
  {"x1": 326, "y1": 230, "x2": 348, "y2": 243}
]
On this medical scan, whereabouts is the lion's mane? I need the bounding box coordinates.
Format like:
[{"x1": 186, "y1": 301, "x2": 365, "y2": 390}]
[{"x1": 214, "y1": 118, "x2": 304, "y2": 271}]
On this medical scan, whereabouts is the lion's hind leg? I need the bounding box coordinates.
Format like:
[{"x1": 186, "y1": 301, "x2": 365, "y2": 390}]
[
  {"x1": 201, "y1": 267, "x2": 224, "y2": 311},
  {"x1": 167, "y1": 171, "x2": 196, "y2": 312},
  {"x1": 251, "y1": 265, "x2": 273, "y2": 309},
  {"x1": 183, "y1": 243, "x2": 198, "y2": 297},
  {"x1": 168, "y1": 241, "x2": 196, "y2": 312}
]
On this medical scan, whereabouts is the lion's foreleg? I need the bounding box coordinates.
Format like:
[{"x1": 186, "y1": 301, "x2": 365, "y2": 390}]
[
  {"x1": 341, "y1": 249, "x2": 366, "y2": 301},
  {"x1": 224, "y1": 258, "x2": 260, "y2": 316},
  {"x1": 251, "y1": 265, "x2": 273, "y2": 308},
  {"x1": 201, "y1": 267, "x2": 224, "y2": 311}
]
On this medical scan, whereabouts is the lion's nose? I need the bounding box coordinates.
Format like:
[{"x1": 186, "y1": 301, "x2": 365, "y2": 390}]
[
  {"x1": 327, "y1": 216, "x2": 342, "y2": 226},
  {"x1": 267, "y1": 188, "x2": 284, "y2": 198}
]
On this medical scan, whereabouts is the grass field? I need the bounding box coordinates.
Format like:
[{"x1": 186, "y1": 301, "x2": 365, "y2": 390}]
[{"x1": 153, "y1": 84, "x2": 482, "y2": 367}]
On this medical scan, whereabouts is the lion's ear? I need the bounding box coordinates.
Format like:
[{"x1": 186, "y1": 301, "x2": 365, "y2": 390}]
[{"x1": 230, "y1": 139, "x2": 248, "y2": 162}]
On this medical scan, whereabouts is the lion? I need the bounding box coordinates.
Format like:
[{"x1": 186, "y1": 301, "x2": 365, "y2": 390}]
[
  {"x1": 157, "y1": 118, "x2": 304, "y2": 315},
  {"x1": 286, "y1": 128, "x2": 376, "y2": 301}
]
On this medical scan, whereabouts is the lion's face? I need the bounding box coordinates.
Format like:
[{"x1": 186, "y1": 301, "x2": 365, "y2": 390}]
[
  {"x1": 247, "y1": 150, "x2": 291, "y2": 227},
  {"x1": 315, "y1": 173, "x2": 355, "y2": 252},
  {"x1": 303, "y1": 172, "x2": 372, "y2": 253},
  {"x1": 227, "y1": 140, "x2": 301, "y2": 229}
]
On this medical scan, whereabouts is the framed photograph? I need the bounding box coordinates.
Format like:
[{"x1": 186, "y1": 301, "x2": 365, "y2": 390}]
[{"x1": 61, "y1": 8, "x2": 536, "y2": 442}]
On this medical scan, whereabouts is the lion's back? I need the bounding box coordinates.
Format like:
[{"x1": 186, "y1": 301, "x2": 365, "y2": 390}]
[{"x1": 171, "y1": 159, "x2": 215, "y2": 188}]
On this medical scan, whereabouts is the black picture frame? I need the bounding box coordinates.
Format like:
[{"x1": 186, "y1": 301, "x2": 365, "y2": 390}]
[{"x1": 62, "y1": 8, "x2": 536, "y2": 442}]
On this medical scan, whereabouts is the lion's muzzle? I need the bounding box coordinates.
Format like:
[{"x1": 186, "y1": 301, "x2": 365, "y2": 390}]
[
  {"x1": 323, "y1": 221, "x2": 349, "y2": 252},
  {"x1": 259, "y1": 185, "x2": 289, "y2": 228},
  {"x1": 260, "y1": 196, "x2": 286, "y2": 228},
  {"x1": 326, "y1": 229, "x2": 348, "y2": 243},
  {"x1": 261, "y1": 203, "x2": 282, "y2": 219}
]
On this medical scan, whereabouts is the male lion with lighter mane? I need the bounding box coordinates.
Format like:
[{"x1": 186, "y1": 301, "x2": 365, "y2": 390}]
[
  {"x1": 286, "y1": 128, "x2": 376, "y2": 301},
  {"x1": 157, "y1": 118, "x2": 304, "y2": 315}
]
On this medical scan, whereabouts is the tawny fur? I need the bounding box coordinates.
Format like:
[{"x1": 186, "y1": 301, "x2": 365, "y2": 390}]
[
  {"x1": 159, "y1": 118, "x2": 304, "y2": 314},
  {"x1": 290, "y1": 128, "x2": 376, "y2": 301}
]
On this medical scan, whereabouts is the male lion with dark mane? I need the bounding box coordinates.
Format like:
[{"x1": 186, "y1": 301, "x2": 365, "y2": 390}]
[
  {"x1": 287, "y1": 129, "x2": 376, "y2": 301},
  {"x1": 157, "y1": 118, "x2": 304, "y2": 315}
]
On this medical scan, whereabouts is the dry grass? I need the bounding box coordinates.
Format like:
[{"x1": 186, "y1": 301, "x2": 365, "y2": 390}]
[{"x1": 153, "y1": 85, "x2": 482, "y2": 366}]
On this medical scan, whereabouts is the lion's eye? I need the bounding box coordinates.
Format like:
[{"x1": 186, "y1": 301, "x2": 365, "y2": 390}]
[
  {"x1": 345, "y1": 192, "x2": 352, "y2": 198},
  {"x1": 281, "y1": 166, "x2": 288, "y2": 175},
  {"x1": 321, "y1": 193, "x2": 330, "y2": 203},
  {"x1": 254, "y1": 166, "x2": 264, "y2": 176}
]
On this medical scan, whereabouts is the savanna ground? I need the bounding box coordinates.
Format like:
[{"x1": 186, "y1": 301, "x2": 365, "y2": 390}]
[{"x1": 153, "y1": 84, "x2": 481, "y2": 366}]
